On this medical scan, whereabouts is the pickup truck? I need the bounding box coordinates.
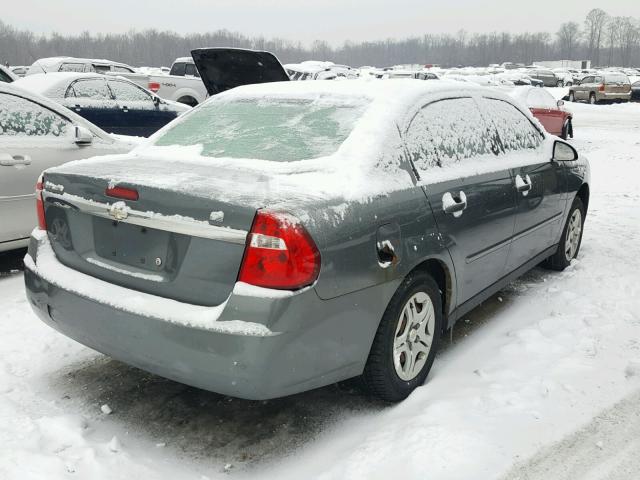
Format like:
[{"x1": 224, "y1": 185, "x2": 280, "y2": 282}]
[{"x1": 140, "y1": 57, "x2": 208, "y2": 107}]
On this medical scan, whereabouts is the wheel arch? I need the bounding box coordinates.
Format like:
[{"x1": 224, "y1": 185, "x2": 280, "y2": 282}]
[
  {"x1": 404, "y1": 257, "x2": 455, "y2": 332},
  {"x1": 577, "y1": 183, "x2": 590, "y2": 213}
]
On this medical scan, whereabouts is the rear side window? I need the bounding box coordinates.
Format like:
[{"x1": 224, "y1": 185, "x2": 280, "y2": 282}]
[
  {"x1": 184, "y1": 63, "x2": 199, "y2": 77},
  {"x1": 0, "y1": 93, "x2": 69, "y2": 137},
  {"x1": 113, "y1": 66, "x2": 134, "y2": 73},
  {"x1": 107, "y1": 80, "x2": 153, "y2": 102},
  {"x1": 480, "y1": 98, "x2": 543, "y2": 152},
  {"x1": 66, "y1": 79, "x2": 111, "y2": 100},
  {"x1": 59, "y1": 63, "x2": 85, "y2": 73},
  {"x1": 170, "y1": 62, "x2": 186, "y2": 76},
  {"x1": 404, "y1": 97, "x2": 495, "y2": 173}
]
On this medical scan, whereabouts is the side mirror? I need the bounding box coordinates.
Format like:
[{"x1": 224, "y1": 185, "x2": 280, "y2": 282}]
[
  {"x1": 557, "y1": 99, "x2": 565, "y2": 107},
  {"x1": 552, "y1": 140, "x2": 578, "y2": 162},
  {"x1": 74, "y1": 125, "x2": 93, "y2": 145}
]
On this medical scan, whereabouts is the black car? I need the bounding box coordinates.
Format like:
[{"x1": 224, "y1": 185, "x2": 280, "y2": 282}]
[
  {"x1": 631, "y1": 80, "x2": 640, "y2": 102},
  {"x1": 16, "y1": 73, "x2": 190, "y2": 137}
]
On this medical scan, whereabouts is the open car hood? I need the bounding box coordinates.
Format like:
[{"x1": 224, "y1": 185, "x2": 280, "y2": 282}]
[{"x1": 190, "y1": 48, "x2": 290, "y2": 96}]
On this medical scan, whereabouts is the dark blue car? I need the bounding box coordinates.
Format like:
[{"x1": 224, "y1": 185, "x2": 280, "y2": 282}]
[{"x1": 16, "y1": 73, "x2": 190, "y2": 137}]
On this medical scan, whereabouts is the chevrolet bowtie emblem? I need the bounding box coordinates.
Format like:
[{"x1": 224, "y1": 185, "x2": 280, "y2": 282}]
[{"x1": 109, "y1": 203, "x2": 129, "y2": 221}]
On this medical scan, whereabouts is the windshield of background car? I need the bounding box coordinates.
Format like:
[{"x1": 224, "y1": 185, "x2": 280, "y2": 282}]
[{"x1": 154, "y1": 97, "x2": 370, "y2": 161}]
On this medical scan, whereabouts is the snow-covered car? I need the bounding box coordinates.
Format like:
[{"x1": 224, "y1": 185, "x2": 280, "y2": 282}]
[
  {"x1": 26, "y1": 56, "x2": 139, "y2": 76},
  {"x1": 509, "y1": 86, "x2": 573, "y2": 139},
  {"x1": 10, "y1": 66, "x2": 28, "y2": 77},
  {"x1": 285, "y1": 61, "x2": 359, "y2": 81},
  {"x1": 25, "y1": 53, "x2": 590, "y2": 403},
  {"x1": 0, "y1": 83, "x2": 138, "y2": 252},
  {"x1": 16, "y1": 73, "x2": 190, "y2": 137},
  {"x1": 0, "y1": 64, "x2": 18, "y2": 83}
]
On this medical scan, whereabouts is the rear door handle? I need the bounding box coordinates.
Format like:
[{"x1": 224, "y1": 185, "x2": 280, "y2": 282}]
[
  {"x1": 515, "y1": 174, "x2": 532, "y2": 195},
  {"x1": 0, "y1": 154, "x2": 32, "y2": 166},
  {"x1": 442, "y1": 191, "x2": 467, "y2": 217}
]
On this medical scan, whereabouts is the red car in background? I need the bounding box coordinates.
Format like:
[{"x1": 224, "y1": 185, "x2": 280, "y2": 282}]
[{"x1": 509, "y1": 86, "x2": 573, "y2": 139}]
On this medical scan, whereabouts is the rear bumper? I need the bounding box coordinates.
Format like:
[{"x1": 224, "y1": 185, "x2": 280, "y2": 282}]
[
  {"x1": 24, "y1": 233, "x2": 397, "y2": 399},
  {"x1": 598, "y1": 92, "x2": 631, "y2": 101}
]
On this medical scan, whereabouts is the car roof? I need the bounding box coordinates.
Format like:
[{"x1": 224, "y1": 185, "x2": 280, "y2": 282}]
[
  {"x1": 15, "y1": 72, "x2": 106, "y2": 97},
  {"x1": 173, "y1": 57, "x2": 195, "y2": 64}
]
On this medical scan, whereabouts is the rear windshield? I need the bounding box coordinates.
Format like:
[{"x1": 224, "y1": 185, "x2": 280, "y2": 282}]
[
  {"x1": 154, "y1": 97, "x2": 369, "y2": 161},
  {"x1": 605, "y1": 74, "x2": 630, "y2": 84}
]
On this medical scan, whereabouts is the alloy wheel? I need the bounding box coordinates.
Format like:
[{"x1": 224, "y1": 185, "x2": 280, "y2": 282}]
[
  {"x1": 393, "y1": 292, "x2": 435, "y2": 381},
  {"x1": 564, "y1": 209, "x2": 582, "y2": 262}
]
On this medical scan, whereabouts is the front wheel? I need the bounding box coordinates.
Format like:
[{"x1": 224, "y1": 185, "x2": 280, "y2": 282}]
[
  {"x1": 557, "y1": 80, "x2": 564, "y2": 87},
  {"x1": 544, "y1": 196, "x2": 585, "y2": 271},
  {"x1": 363, "y1": 272, "x2": 443, "y2": 402}
]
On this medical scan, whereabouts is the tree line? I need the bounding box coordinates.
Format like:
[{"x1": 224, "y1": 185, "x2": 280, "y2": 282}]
[{"x1": 1, "y1": 9, "x2": 638, "y2": 68}]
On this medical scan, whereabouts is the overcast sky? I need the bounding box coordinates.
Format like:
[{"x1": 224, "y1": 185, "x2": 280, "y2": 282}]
[{"x1": 3, "y1": 0, "x2": 639, "y2": 44}]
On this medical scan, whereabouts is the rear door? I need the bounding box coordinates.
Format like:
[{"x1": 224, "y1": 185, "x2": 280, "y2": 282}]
[
  {"x1": 404, "y1": 97, "x2": 517, "y2": 305},
  {"x1": 63, "y1": 78, "x2": 121, "y2": 133},
  {"x1": 191, "y1": 48, "x2": 290, "y2": 96},
  {"x1": 107, "y1": 78, "x2": 175, "y2": 137},
  {"x1": 479, "y1": 97, "x2": 567, "y2": 272}
]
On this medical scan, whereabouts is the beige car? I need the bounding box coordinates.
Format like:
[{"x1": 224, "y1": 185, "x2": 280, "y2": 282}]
[{"x1": 569, "y1": 73, "x2": 631, "y2": 104}]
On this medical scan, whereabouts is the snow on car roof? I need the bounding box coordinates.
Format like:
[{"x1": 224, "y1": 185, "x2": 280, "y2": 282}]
[{"x1": 15, "y1": 72, "x2": 106, "y2": 98}]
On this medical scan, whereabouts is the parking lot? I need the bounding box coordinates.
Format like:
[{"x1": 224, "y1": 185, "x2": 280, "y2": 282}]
[{"x1": 1, "y1": 97, "x2": 639, "y2": 479}]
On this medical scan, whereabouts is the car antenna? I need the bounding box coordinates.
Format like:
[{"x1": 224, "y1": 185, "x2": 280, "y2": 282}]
[{"x1": 36, "y1": 60, "x2": 48, "y2": 74}]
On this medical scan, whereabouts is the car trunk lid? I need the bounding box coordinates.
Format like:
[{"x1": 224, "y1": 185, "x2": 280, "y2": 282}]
[
  {"x1": 41, "y1": 156, "x2": 263, "y2": 307},
  {"x1": 190, "y1": 47, "x2": 290, "y2": 96}
]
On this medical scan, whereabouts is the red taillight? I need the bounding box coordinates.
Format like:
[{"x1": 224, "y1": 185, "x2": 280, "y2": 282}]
[
  {"x1": 599, "y1": 84, "x2": 605, "y2": 92},
  {"x1": 148, "y1": 81, "x2": 160, "y2": 93},
  {"x1": 238, "y1": 210, "x2": 321, "y2": 290},
  {"x1": 35, "y1": 174, "x2": 46, "y2": 230},
  {"x1": 105, "y1": 186, "x2": 139, "y2": 201}
]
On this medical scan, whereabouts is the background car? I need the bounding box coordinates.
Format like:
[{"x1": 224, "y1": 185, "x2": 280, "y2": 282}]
[
  {"x1": 527, "y1": 69, "x2": 561, "y2": 87},
  {"x1": 16, "y1": 73, "x2": 190, "y2": 136},
  {"x1": 509, "y1": 86, "x2": 573, "y2": 139},
  {"x1": 0, "y1": 83, "x2": 138, "y2": 252},
  {"x1": 26, "y1": 56, "x2": 139, "y2": 76},
  {"x1": 631, "y1": 80, "x2": 640, "y2": 102},
  {"x1": 0, "y1": 65, "x2": 18, "y2": 83},
  {"x1": 568, "y1": 73, "x2": 631, "y2": 104}
]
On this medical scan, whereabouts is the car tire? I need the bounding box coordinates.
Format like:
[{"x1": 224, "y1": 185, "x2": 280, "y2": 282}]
[
  {"x1": 544, "y1": 196, "x2": 585, "y2": 271},
  {"x1": 567, "y1": 82, "x2": 573, "y2": 87},
  {"x1": 589, "y1": 93, "x2": 597, "y2": 105},
  {"x1": 362, "y1": 271, "x2": 443, "y2": 402},
  {"x1": 569, "y1": 91, "x2": 576, "y2": 102},
  {"x1": 568, "y1": 119, "x2": 574, "y2": 138},
  {"x1": 561, "y1": 121, "x2": 569, "y2": 140},
  {"x1": 557, "y1": 80, "x2": 564, "y2": 87}
]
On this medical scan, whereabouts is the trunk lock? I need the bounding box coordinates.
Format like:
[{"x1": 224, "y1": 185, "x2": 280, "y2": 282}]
[{"x1": 155, "y1": 257, "x2": 162, "y2": 267}]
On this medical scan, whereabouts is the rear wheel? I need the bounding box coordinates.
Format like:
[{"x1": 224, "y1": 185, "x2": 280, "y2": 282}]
[
  {"x1": 589, "y1": 93, "x2": 597, "y2": 105},
  {"x1": 363, "y1": 272, "x2": 443, "y2": 402},
  {"x1": 544, "y1": 196, "x2": 585, "y2": 271}
]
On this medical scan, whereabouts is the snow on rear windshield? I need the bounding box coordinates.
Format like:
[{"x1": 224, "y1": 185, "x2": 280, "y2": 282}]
[{"x1": 154, "y1": 97, "x2": 369, "y2": 161}]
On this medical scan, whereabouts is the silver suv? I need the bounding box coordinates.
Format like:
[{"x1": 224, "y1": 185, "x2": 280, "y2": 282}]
[{"x1": 569, "y1": 73, "x2": 631, "y2": 104}]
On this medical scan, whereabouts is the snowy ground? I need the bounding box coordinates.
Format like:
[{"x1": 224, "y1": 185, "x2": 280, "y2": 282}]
[{"x1": 1, "y1": 99, "x2": 640, "y2": 480}]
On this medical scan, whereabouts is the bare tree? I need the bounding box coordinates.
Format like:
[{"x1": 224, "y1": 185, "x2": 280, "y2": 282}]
[
  {"x1": 618, "y1": 17, "x2": 640, "y2": 67},
  {"x1": 557, "y1": 22, "x2": 580, "y2": 59},
  {"x1": 584, "y1": 8, "x2": 609, "y2": 66}
]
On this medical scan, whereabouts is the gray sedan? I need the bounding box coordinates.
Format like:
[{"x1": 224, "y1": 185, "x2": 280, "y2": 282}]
[{"x1": 24, "y1": 79, "x2": 590, "y2": 402}]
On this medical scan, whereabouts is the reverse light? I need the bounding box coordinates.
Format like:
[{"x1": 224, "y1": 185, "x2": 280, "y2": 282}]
[
  {"x1": 35, "y1": 174, "x2": 46, "y2": 230},
  {"x1": 105, "y1": 186, "x2": 139, "y2": 201},
  {"x1": 238, "y1": 210, "x2": 321, "y2": 290}
]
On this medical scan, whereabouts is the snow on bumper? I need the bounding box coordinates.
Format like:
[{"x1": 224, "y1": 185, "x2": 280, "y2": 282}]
[{"x1": 23, "y1": 230, "x2": 384, "y2": 399}]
